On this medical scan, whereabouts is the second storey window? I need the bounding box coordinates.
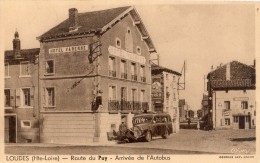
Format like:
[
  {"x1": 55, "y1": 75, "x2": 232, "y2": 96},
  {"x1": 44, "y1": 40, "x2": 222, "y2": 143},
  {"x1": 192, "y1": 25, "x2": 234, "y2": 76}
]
[
  {"x1": 4, "y1": 89, "x2": 11, "y2": 107},
  {"x1": 140, "y1": 90, "x2": 145, "y2": 102},
  {"x1": 20, "y1": 61, "x2": 30, "y2": 77},
  {"x1": 224, "y1": 101, "x2": 230, "y2": 110},
  {"x1": 120, "y1": 60, "x2": 127, "y2": 79},
  {"x1": 45, "y1": 87, "x2": 55, "y2": 107},
  {"x1": 21, "y1": 88, "x2": 31, "y2": 106},
  {"x1": 140, "y1": 65, "x2": 145, "y2": 82},
  {"x1": 46, "y1": 60, "x2": 54, "y2": 74},
  {"x1": 109, "y1": 56, "x2": 116, "y2": 77},
  {"x1": 109, "y1": 85, "x2": 116, "y2": 101},
  {"x1": 5, "y1": 63, "x2": 10, "y2": 77},
  {"x1": 131, "y1": 63, "x2": 137, "y2": 81},
  {"x1": 241, "y1": 101, "x2": 248, "y2": 109}
]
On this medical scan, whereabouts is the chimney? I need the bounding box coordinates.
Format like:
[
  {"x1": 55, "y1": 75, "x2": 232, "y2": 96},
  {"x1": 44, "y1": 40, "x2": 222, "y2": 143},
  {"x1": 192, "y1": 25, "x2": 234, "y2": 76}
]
[
  {"x1": 69, "y1": 8, "x2": 78, "y2": 32},
  {"x1": 253, "y1": 59, "x2": 256, "y2": 68},
  {"x1": 13, "y1": 31, "x2": 21, "y2": 58}
]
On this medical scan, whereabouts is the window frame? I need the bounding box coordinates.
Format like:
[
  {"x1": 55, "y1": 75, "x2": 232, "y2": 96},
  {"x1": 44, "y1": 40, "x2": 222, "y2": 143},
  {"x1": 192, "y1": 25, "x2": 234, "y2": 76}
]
[
  {"x1": 108, "y1": 84, "x2": 117, "y2": 101},
  {"x1": 108, "y1": 56, "x2": 116, "y2": 77},
  {"x1": 224, "y1": 101, "x2": 230, "y2": 110},
  {"x1": 4, "y1": 89, "x2": 12, "y2": 109},
  {"x1": 45, "y1": 59, "x2": 55, "y2": 75},
  {"x1": 19, "y1": 61, "x2": 31, "y2": 78},
  {"x1": 5, "y1": 62, "x2": 10, "y2": 78},
  {"x1": 136, "y1": 46, "x2": 141, "y2": 55},
  {"x1": 116, "y1": 38, "x2": 121, "y2": 48},
  {"x1": 21, "y1": 120, "x2": 32, "y2": 128},
  {"x1": 20, "y1": 87, "x2": 32, "y2": 107},
  {"x1": 45, "y1": 87, "x2": 56, "y2": 107},
  {"x1": 224, "y1": 118, "x2": 230, "y2": 126},
  {"x1": 241, "y1": 101, "x2": 248, "y2": 109}
]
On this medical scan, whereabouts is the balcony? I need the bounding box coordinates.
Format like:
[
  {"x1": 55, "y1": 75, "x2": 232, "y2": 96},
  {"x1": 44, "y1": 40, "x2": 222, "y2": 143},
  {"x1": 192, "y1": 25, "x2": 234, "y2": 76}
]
[
  {"x1": 141, "y1": 76, "x2": 146, "y2": 82},
  {"x1": 131, "y1": 75, "x2": 137, "y2": 81},
  {"x1": 121, "y1": 73, "x2": 127, "y2": 79},
  {"x1": 109, "y1": 70, "x2": 116, "y2": 77},
  {"x1": 108, "y1": 100, "x2": 149, "y2": 112}
]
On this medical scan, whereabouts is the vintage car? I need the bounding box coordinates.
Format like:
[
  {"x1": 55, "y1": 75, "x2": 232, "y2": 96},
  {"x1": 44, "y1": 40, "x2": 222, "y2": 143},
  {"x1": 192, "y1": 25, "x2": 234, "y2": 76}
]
[{"x1": 117, "y1": 113, "x2": 173, "y2": 142}]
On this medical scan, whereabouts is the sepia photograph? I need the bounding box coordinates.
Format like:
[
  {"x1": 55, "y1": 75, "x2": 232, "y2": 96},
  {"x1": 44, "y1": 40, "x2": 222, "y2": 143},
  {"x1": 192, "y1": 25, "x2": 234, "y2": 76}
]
[{"x1": 1, "y1": 0, "x2": 258, "y2": 162}]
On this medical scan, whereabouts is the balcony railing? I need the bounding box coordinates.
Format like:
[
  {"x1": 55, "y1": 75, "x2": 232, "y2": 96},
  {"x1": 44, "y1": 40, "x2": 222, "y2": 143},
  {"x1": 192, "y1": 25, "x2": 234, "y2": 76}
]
[
  {"x1": 109, "y1": 70, "x2": 116, "y2": 77},
  {"x1": 131, "y1": 75, "x2": 137, "y2": 81},
  {"x1": 108, "y1": 100, "x2": 149, "y2": 112},
  {"x1": 121, "y1": 73, "x2": 127, "y2": 79},
  {"x1": 141, "y1": 76, "x2": 146, "y2": 82}
]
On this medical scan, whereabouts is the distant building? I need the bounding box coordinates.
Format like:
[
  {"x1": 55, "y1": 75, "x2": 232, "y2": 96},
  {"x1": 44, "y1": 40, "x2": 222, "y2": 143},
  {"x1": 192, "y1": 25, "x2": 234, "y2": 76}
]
[
  {"x1": 179, "y1": 99, "x2": 186, "y2": 122},
  {"x1": 207, "y1": 61, "x2": 256, "y2": 129},
  {"x1": 37, "y1": 6, "x2": 156, "y2": 144},
  {"x1": 151, "y1": 64, "x2": 181, "y2": 132},
  {"x1": 4, "y1": 31, "x2": 40, "y2": 143}
]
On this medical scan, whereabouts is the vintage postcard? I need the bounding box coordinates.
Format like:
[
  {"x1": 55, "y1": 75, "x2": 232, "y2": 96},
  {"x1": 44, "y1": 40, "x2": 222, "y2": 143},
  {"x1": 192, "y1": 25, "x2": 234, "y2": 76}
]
[{"x1": 0, "y1": 0, "x2": 259, "y2": 163}]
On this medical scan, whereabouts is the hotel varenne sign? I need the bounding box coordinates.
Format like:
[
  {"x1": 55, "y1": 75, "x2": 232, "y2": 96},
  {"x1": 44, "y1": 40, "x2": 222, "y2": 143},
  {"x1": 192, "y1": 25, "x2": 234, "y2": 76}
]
[
  {"x1": 49, "y1": 45, "x2": 88, "y2": 54},
  {"x1": 108, "y1": 46, "x2": 146, "y2": 64}
]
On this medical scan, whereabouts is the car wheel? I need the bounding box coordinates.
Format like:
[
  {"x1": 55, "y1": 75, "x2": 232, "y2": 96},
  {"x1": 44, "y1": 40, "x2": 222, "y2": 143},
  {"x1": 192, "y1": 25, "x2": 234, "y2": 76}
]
[
  {"x1": 145, "y1": 131, "x2": 152, "y2": 142},
  {"x1": 162, "y1": 129, "x2": 169, "y2": 139}
]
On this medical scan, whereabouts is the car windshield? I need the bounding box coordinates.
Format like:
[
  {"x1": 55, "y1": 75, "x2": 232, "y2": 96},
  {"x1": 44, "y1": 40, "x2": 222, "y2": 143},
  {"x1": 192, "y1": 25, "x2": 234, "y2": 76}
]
[{"x1": 133, "y1": 116, "x2": 153, "y2": 125}]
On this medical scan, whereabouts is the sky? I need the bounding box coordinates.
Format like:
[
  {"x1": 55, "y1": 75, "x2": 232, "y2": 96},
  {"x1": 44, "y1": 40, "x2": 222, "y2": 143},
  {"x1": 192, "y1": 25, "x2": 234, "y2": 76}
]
[{"x1": 1, "y1": 1, "x2": 257, "y2": 111}]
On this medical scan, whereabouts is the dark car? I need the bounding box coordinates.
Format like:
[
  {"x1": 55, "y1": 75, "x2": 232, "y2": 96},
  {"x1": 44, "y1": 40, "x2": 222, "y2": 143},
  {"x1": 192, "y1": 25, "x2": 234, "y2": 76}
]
[{"x1": 117, "y1": 113, "x2": 173, "y2": 142}]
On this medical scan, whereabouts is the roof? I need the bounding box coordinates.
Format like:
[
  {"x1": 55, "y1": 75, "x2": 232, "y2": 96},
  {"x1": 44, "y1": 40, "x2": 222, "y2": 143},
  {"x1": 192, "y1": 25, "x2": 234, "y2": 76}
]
[
  {"x1": 207, "y1": 60, "x2": 255, "y2": 89},
  {"x1": 151, "y1": 64, "x2": 181, "y2": 76},
  {"x1": 5, "y1": 48, "x2": 40, "y2": 60},
  {"x1": 38, "y1": 6, "x2": 156, "y2": 52}
]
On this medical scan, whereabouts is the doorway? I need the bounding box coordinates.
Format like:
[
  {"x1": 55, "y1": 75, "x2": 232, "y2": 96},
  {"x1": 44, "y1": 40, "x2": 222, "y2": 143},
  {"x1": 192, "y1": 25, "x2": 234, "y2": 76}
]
[
  {"x1": 239, "y1": 116, "x2": 245, "y2": 129},
  {"x1": 4, "y1": 115, "x2": 17, "y2": 143}
]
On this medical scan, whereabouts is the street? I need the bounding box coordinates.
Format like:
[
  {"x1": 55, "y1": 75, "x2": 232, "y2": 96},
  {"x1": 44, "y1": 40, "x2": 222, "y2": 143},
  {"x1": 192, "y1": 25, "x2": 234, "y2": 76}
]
[{"x1": 5, "y1": 129, "x2": 255, "y2": 155}]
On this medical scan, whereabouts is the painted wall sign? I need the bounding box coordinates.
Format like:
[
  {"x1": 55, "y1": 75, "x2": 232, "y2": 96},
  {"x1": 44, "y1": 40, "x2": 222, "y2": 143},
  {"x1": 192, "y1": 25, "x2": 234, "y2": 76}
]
[
  {"x1": 49, "y1": 45, "x2": 88, "y2": 54},
  {"x1": 233, "y1": 97, "x2": 249, "y2": 101},
  {"x1": 108, "y1": 46, "x2": 145, "y2": 64},
  {"x1": 223, "y1": 109, "x2": 230, "y2": 116}
]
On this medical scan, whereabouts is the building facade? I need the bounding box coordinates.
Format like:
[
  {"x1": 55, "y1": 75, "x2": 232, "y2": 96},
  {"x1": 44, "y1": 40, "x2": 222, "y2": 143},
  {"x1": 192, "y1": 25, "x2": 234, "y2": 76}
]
[
  {"x1": 4, "y1": 32, "x2": 40, "y2": 143},
  {"x1": 151, "y1": 64, "x2": 181, "y2": 133},
  {"x1": 207, "y1": 61, "x2": 256, "y2": 129},
  {"x1": 37, "y1": 6, "x2": 156, "y2": 144}
]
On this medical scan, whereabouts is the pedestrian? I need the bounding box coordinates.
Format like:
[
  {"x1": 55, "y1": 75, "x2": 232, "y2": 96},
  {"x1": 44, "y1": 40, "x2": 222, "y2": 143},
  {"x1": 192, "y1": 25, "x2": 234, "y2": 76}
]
[
  {"x1": 119, "y1": 122, "x2": 127, "y2": 135},
  {"x1": 197, "y1": 121, "x2": 200, "y2": 130},
  {"x1": 188, "y1": 119, "x2": 191, "y2": 129}
]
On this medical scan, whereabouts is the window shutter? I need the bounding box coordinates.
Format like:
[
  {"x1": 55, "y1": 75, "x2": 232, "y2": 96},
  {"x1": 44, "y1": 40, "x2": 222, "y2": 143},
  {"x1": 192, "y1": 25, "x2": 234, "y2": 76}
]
[
  {"x1": 15, "y1": 89, "x2": 20, "y2": 107},
  {"x1": 10, "y1": 89, "x2": 15, "y2": 107},
  {"x1": 30, "y1": 87, "x2": 34, "y2": 107}
]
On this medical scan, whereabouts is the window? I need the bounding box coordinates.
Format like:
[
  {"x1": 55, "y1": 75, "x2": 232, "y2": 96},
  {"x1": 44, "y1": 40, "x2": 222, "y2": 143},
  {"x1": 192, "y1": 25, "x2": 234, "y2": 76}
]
[
  {"x1": 109, "y1": 85, "x2": 116, "y2": 101},
  {"x1": 4, "y1": 89, "x2": 11, "y2": 107},
  {"x1": 46, "y1": 60, "x2": 54, "y2": 74},
  {"x1": 241, "y1": 101, "x2": 248, "y2": 109},
  {"x1": 136, "y1": 46, "x2": 141, "y2": 55},
  {"x1": 233, "y1": 116, "x2": 238, "y2": 123},
  {"x1": 131, "y1": 63, "x2": 137, "y2": 81},
  {"x1": 45, "y1": 87, "x2": 55, "y2": 106},
  {"x1": 21, "y1": 120, "x2": 31, "y2": 128},
  {"x1": 166, "y1": 74, "x2": 168, "y2": 80},
  {"x1": 131, "y1": 88, "x2": 137, "y2": 102},
  {"x1": 140, "y1": 90, "x2": 145, "y2": 102},
  {"x1": 109, "y1": 56, "x2": 116, "y2": 77},
  {"x1": 140, "y1": 65, "x2": 145, "y2": 82},
  {"x1": 5, "y1": 63, "x2": 10, "y2": 77},
  {"x1": 120, "y1": 60, "x2": 127, "y2": 79},
  {"x1": 21, "y1": 88, "x2": 31, "y2": 106},
  {"x1": 225, "y1": 118, "x2": 230, "y2": 125},
  {"x1": 224, "y1": 101, "x2": 230, "y2": 110},
  {"x1": 116, "y1": 38, "x2": 121, "y2": 48},
  {"x1": 20, "y1": 61, "x2": 30, "y2": 77}
]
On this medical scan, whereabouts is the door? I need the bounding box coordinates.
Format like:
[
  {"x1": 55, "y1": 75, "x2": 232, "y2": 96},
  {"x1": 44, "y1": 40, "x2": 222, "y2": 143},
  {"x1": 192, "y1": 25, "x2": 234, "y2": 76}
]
[
  {"x1": 239, "y1": 116, "x2": 245, "y2": 129},
  {"x1": 5, "y1": 116, "x2": 16, "y2": 143}
]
